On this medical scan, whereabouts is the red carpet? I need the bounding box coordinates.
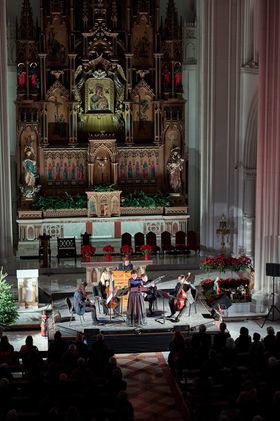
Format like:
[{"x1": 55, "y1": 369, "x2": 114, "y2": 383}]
[{"x1": 117, "y1": 352, "x2": 191, "y2": 421}]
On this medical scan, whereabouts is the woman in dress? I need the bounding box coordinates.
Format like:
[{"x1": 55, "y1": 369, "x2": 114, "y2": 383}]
[{"x1": 126, "y1": 270, "x2": 146, "y2": 327}]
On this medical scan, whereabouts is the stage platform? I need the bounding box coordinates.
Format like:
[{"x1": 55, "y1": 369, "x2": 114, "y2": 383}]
[{"x1": 49, "y1": 291, "x2": 216, "y2": 353}]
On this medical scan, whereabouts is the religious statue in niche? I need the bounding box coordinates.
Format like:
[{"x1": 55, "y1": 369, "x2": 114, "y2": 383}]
[
  {"x1": 174, "y1": 62, "x2": 182, "y2": 91},
  {"x1": 90, "y1": 85, "x2": 109, "y2": 111},
  {"x1": 20, "y1": 142, "x2": 41, "y2": 199},
  {"x1": 166, "y1": 147, "x2": 184, "y2": 193},
  {"x1": 29, "y1": 62, "x2": 39, "y2": 91},
  {"x1": 17, "y1": 63, "x2": 27, "y2": 89},
  {"x1": 162, "y1": 63, "x2": 171, "y2": 91}
]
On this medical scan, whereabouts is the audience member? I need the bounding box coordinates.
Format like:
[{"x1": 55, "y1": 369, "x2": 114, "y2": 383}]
[
  {"x1": 213, "y1": 322, "x2": 231, "y2": 352},
  {"x1": 235, "y1": 326, "x2": 252, "y2": 353},
  {"x1": 48, "y1": 331, "x2": 68, "y2": 363},
  {"x1": 0, "y1": 336, "x2": 14, "y2": 353},
  {"x1": 263, "y1": 326, "x2": 277, "y2": 356}
]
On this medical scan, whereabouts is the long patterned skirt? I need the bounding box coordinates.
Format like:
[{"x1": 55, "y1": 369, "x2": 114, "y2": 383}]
[{"x1": 126, "y1": 292, "x2": 147, "y2": 326}]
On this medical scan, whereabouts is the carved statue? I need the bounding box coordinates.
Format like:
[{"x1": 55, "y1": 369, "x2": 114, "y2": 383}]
[
  {"x1": 166, "y1": 147, "x2": 184, "y2": 193},
  {"x1": 23, "y1": 146, "x2": 38, "y2": 187},
  {"x1": 20, "y1": 144, "x2": 41, "y2": 199}
]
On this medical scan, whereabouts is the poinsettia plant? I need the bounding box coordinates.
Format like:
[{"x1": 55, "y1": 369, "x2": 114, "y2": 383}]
[
  {"x1": 81, "y1": 244, "x2": 96, "y2": 256},
  {"x1": 120, "y1": 244, "x2": 133, "y2": 256},
  {"x1": 201, "y1": 277, "x2": 251, "y2": 304},
  {"x1": 139, "y1": 244, "x2": 153, "y2": 255},
  {"x1": 200, "y1": 255, "x2": 252, "y2": 273},
  {"x1": 103, "y1": 244, "x2": 115, "y2": 254}
]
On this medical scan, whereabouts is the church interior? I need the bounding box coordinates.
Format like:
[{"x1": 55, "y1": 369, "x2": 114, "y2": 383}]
[{"x1": 1, "y1": 1, "x2": 280, "y2": 420}]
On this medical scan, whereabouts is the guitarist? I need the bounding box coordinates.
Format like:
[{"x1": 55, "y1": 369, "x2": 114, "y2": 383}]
[{"x1": 167, "y1": 273, "x2": 191, "y2": 322}]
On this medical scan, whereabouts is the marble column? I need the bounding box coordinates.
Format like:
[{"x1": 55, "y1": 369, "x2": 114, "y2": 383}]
[
  {"x1": 254, "y1": 0, "x2": 280, "y2": 298},
  {"x1": 0, "y1": 1, "x2": 13, "y2": 262}
]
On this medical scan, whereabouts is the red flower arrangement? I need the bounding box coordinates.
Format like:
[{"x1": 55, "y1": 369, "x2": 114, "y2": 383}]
[
  {"x1": 139, "y1": 244, "x2": 153, "y2": 255},
  {"x1": 81, "y1": 244, "x2": 96, "y2": 256},
  {"x1": 103, "y1": 244, "x2": 115, "y2": 254},
  {"x1": 201, "y1": 278, "x2": 250, "y2": 304},
  {"x1": 201, "y1": 278, "x2": 249, "y2": 291},
  {"x1": 200, "y1": 255, "x2": 252, "y2": 273},
  {"x1": 120, "y1": 244, "x2": 133, "y2": 255}
]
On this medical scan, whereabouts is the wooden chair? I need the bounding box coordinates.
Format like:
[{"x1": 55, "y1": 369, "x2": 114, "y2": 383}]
[
  {"x1": 39, "y1": 235, "x2": 51, "y2": 262},
  {"x1": 121, "y1": 232, "x2": 132, "y2": 247},
  {"x1": 175, "y1": 230, "x2": 188, "y2": 253},
  {"x1": 161, "y1": 231, "x2": 175, "y2": 254},
  {"x1": 134, "y1": 232, "x2": 145, "y2": 253},
  {"x1": 186, "y1": 230, "x2": 200, "y2": 254},
  {"x1": 57, "y1": 237, "x2": 77, "y2": 262},
  {"x1": 146, "y1": 231, "x2": 160, "y2": 254}
]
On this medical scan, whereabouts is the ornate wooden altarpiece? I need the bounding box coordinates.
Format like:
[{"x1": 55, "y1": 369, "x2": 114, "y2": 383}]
[{"x1": 16, "y1": 0, "x2": 185, "y2": 210}]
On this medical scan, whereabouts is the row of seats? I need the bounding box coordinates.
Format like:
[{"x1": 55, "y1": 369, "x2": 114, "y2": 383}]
[
  {"x1": 39, "y1": 230, "x2": 200, "y2": 261},
  {"x1": 122, "y1": 230, "x2": 200, "y2": 255}
]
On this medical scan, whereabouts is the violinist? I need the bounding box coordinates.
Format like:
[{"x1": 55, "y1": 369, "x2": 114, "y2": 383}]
[{"x1": 167, "y1": 273, "x2": 191, "y2": 322}]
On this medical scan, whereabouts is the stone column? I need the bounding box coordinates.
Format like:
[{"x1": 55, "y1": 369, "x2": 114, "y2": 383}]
[
  {"x1": 0, "y1": 1, "x2": 13, "y2": 262},
  {"x1": 199, "y1": 0, "x2": 242, "y2": 253},
  {"x1": 254, "y1": 0, "x2": 280, "y2": 301}
]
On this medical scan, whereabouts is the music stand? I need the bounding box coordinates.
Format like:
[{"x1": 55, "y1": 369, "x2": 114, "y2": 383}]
[
  {"x1": 155, "y1": 290, "x2": 170, "y2": 324},
  {"x1": 261, "y1": 270, "x2": 280, "y2": 328}
]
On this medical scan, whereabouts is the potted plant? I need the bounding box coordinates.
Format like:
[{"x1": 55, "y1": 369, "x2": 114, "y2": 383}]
[
  {"x1": 103, "y1": 244, "x2": 115, "y2": 262},
  {"x1": 139, "y1": 244, "x2": 153, "y2": 260},
  {"x1": 81, "y1": 244, "x2": 96, "y2": 262},
  {"x1": 120, "y1": 244, "x2": 133, "y2": 257}
]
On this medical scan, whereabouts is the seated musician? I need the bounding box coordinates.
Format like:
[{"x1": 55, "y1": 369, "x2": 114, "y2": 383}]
[
  {"x1": 142, "y1": 273, "x2": 157, "y2": 316},
  {"x1": 167, "y1": 273, "x2": 192, "y2": 322},
  {"x1": 118, "y1": 256, "x2": 133, "y2": 271},
  {"x1": 73, "y1": 281, "x2": 98, "y2": 324},
  {"x1": 103, "y1": 279, "x2": 121, "y2": 316}
]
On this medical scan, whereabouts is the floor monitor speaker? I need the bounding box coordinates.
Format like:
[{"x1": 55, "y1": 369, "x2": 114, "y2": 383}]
[{"x1": 266, "y1": 263, "x2": 280, "y2": 277}]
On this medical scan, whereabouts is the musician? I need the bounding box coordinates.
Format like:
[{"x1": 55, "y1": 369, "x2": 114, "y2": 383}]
[
  {"x1": 126, "y1": 270, "x2": 146, "y2": 327},
  {"x1": 167, "y1": 273, "x2": 193, "y2": 322},
  {"x1": 73, "y1": 281, "x2": 98, "y2": 324},
  {"x1": 142, "y1": 273, "x2": 157, "y2": 316},
  {"x1": 118, "y1": 256, "x2": 133, "y2": 271}
]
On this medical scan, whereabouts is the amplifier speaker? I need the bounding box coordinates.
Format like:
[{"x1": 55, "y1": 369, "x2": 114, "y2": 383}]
[
  {"x1": 84, "y1": 328, "x2": 100, "y2": 336},
  {"x1": 266, "y1": 263, "x2": 280, "y2": 277},
  {"x1": 211, "y1": 295, "x2": 232, "y2": 310}
]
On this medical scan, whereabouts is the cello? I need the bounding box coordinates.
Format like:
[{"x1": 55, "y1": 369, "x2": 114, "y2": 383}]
[
  {"x1": 173, "y1": 283, "x2": 187, "y2": 311},
  {"x1": 173, "y1": 273, "x2": 191, "y2": 311}
]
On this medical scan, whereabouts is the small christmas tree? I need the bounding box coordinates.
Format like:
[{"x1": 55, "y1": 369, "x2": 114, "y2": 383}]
[{"x1": 0, "y1": 267, "x2": 18, "y2": 328}]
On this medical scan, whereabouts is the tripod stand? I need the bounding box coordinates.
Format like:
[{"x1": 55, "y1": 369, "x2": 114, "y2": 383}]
[{"x1": 261, "y1": 275, "x2": 280, "y2": 328}]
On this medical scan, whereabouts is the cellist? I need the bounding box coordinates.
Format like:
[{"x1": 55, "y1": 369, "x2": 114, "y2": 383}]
[{"x1": 167, "y1": 273, "x2": 191, "y2": 322}]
